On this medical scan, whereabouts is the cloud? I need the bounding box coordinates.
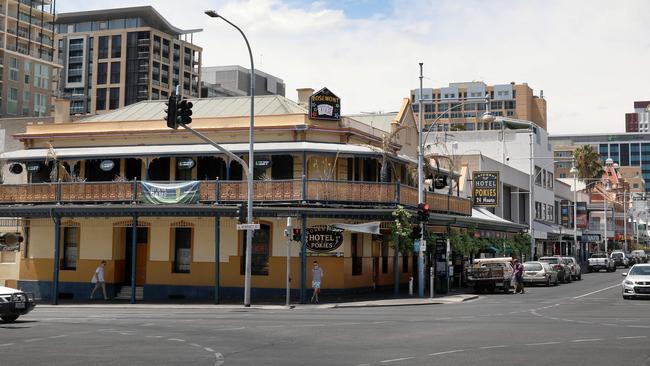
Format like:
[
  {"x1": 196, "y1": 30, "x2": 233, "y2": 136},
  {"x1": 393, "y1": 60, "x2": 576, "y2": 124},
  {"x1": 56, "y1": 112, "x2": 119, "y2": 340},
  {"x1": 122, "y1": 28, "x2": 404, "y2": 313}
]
[{"x1": 57, "y1": 0, "x2": 650, "y2": 134}]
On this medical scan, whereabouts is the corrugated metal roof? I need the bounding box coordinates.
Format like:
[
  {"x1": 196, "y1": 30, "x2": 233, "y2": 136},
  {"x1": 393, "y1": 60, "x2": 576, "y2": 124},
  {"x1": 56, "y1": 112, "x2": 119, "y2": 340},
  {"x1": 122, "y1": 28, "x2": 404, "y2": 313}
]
[
  {"x1": 79, "y1": 95, "x2": 308, "y2": 123},
  {"x1": 346, "y1": 113, "x2": 397, "y2": 133}
]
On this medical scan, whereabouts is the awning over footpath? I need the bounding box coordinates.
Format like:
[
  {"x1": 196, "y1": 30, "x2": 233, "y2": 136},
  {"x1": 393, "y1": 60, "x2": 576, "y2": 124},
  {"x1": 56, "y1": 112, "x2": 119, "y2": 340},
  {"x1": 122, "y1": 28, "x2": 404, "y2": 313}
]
[{"x1": 0, "y1": 142, "x2": 417, "y2": 164}]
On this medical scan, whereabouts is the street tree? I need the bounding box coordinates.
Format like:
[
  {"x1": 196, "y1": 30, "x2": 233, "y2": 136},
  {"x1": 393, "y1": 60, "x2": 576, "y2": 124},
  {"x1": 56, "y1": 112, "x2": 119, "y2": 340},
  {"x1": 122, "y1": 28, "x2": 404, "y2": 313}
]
[{"x1": 573, "y1": 145, "x2": 603, "y2": 201}]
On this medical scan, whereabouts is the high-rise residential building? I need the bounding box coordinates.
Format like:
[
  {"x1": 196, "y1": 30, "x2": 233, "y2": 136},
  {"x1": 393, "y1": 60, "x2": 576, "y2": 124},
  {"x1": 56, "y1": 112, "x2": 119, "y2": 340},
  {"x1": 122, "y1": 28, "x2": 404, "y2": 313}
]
[
  {"x1": 54, "y1": 6, "x2": 202, "y2": 115},
  {"x1": 410, "y1": 81, "x2": 547, "y2": 131},
  {"x1": 201, "y1": 65, "x2": 285, "y2": 98},
  {"x1": 0, "y1": 0, "x2": 58, "y2": 118},
  {"x1": 625, "y1": 101, "x2": 650, "y2": 133},
  {"x1": 550, "y1": 133, "x2": 650, "y2": 194}
]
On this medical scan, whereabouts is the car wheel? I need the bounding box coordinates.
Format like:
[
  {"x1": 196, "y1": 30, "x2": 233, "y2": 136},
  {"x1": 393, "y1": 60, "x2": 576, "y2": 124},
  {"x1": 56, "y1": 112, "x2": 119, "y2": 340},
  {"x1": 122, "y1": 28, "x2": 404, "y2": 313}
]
[
  {"x1": 578, "y1": 273, "x2": 582, "y2": 280},
  {"x1": 623, "y1": 295, "x2": 632, "y2": 300},
  {"x1": 1, "y1": 315, "x2": 19, "y2": 323},
  {"x1": 554, "y1": 277, "x2": 559, "y2": 286},
  {"x1": 567, "y1": 274, "x2": 572, "y2": 283},
  {"x1": 546, "y1": 278, "x2": 551, "y2": 287}
]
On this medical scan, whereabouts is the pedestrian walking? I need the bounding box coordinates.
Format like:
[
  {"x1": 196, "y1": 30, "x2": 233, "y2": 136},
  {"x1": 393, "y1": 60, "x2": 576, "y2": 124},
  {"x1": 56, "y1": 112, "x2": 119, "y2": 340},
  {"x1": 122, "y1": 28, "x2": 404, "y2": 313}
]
[
  {"x1": 310, "y1": 260, "x2": 324, "y2": 303},
  {"x1": 90, "y1": 260, "x2": 108, "y2": 300},
  {"x1": 513, "y1": 258, "x2": 525, "y2": 294}
]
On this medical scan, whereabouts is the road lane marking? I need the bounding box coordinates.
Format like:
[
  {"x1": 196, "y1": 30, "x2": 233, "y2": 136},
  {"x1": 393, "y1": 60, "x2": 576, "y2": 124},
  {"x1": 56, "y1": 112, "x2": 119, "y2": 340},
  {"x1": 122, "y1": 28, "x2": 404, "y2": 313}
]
[
  {"x1": 480, "y1": 345, "x2": 509, "y2": 349},
  {"x1": 429, "y1": 350, "x2": 464, "y2": 356},
  {"x1": 380, "y1": 357, "x2": 414, "y2": 363},
  {"x1": 601, "y1": 323, "x2": 617, "y2": 326},
  {"x1": 626, "y1": 325, "x2": 650, "y2": 328},
  {"x1": 24, "y1": 338, "x2": 44, "y2": 343},
  {"x1": 49, "y1": 334, "x2": 69, "y2": 339},
  {"x1": 571, "y1": 338, "x2": 602, "y2": 343},
  {"x1": 573, "y1": 284, "x2": 620, "y2": 299},
  {"x1": 525, "y1": 342, "x2": 560, "y2": 346},
  {"x1": 213, "y1": 327, "x2": 245, "y2": 331},
  {"x1": 189, "y1": 343, "x2": 202, "y2": 348},
  {"x1": 204, "y1": 347, "x2": 215, "y2": 352},
  {"x1": 0, "y1": 343, "x2": 15, "y2": 347},
  {"x1": 617, "y1": 336, "x2": 647, "y2": 339},
  {"x1": 168, "y1": 338, "x2": 186, "y2": 342}
]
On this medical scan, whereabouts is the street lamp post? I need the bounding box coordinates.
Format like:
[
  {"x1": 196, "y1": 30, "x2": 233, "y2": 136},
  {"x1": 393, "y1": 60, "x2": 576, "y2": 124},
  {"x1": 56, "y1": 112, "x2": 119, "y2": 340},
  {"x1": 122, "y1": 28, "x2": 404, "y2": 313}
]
[
  {"x1": 570, "y1": 162, "x2": 579, "y2": 258},
  {"x1": 205, "y1": 10, "x2": 255, "y2": 307},
  {"x1": 603, "y1": 180, "x2": 611, "y2": 253},
  {"x1": 417, "y1": 63, "x2": 494, "y2": 297}
]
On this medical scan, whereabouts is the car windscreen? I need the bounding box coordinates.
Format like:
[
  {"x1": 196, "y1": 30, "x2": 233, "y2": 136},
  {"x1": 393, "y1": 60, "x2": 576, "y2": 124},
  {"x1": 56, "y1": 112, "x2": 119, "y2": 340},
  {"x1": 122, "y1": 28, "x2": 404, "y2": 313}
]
[
  {"x1": 629, "y1": 266, "x2": 650, "y2": 276},
  {"x1": 524, "y1": 263, "x2": 542, "y2": 271},
  {"x1": 612, "y1": 253, "x2": 623, "y2": 258},
  {"x1": 539, "y1": 258, "x2": 560, "y2": 264},
  {"x1": 590, "y1": 254, "x2": 606, "y2": 258}
]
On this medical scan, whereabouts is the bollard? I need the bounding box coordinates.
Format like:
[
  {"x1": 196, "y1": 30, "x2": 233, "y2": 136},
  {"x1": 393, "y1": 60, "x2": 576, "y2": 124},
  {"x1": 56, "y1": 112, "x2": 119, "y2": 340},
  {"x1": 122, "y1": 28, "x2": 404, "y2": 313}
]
[
  {"x1": 409, "y1": 277, "x2": 414, "y2": 296},
  {"x1": 429, "y1": 267, "x2": 434, "y2": 299}
]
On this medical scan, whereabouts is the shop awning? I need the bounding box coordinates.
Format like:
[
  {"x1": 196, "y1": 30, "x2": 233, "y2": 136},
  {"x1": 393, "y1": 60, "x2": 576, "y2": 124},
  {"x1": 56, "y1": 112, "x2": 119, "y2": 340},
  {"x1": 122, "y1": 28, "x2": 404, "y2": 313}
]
[
  {"x1": 0, "y1": 142, "x2": 417, "y2": 164},
  {"x1": 330, "y1": 222, "x2": 381, "y2": 235}
]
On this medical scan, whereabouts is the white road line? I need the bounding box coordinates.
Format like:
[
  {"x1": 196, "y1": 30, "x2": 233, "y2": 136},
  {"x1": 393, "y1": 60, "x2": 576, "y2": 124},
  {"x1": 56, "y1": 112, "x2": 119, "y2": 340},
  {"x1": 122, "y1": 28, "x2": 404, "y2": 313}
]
[
  {"x1": 573, "y1": 284, "x2": 621, "y2": 299},
  {"x1": 258, "y1": 325, "x2": 285, "y2": 328},
  {"x1": 354, "y1": 364, "x2": 371, "y2": 366},
  {"x1": 601, "y1": 323, "x2": 617, "y2": 326},
  {"x1": 525, "y1": 342, "x2": 560, "y2": 346},
  {"x1": 24, "y1": 338, "x2": 44, "y2": 343},
  {"x1": 168, "y1": 338, "x2": 186, "y2": 342},
  {"x1": 49, "y1": 334, "x2": 69, "y2": 339},
  {"x1": 380, "y1": 357, "x2": 414, "y2": 363},
  {"x1": 626, "y1": 325, "x2": 650, "y2": 328},
  {"x1": 189, "y1": 343, "x2": 202, "y2": 348},
  {"x1": 0, "y1": 343, "x2": 15, "y2": 347},
  {"x1": 292, "y1": 324, "x2": 325, "y2": 327},
  {"x1": 140, "y1": 323, "x2": 155, "y2": 327},
  {"x1": 617, "y1": 336, "x2": 647, "y2": 339},
  {"x1": 213, "y1": 327, "x2": 245, "y2": 331},
  {"x1": 571, "y1": 338, "x2": 602, "y2": 343},
  {"x1": 146, "y1": 335, "x2": 163, "y2": 338},
  {"x1": 372, "y1": 321, "x2": 393, "y2": 324},
  {"x1": 204, "y1": 347, "x2": 215, "y2": 352},
  {"x1": 480, "y1": 345, "x2": 509, "y2": 349},
  {"x1": 428, "y1": 350, "x2": 464, "y2": 356}
]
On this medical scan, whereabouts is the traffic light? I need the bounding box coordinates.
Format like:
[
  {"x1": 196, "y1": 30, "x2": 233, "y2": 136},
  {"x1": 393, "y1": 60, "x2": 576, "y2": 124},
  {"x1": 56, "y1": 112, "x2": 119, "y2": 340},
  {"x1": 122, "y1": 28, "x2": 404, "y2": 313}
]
[
  {"x1": 164, "y1": 95, "x2": 178, "y2": 129},
  {"x1": 292, "y1": 228, "x2": 301, "y2": 242},
  {"x1": 411, "y1": 225, "x2": 422, "y2": 240},
  {"x1": 237, "y1": 203, "x2": 247, "y2": 224},
  {"x1": 177, "y1": 99, "x2": 193, "y2": 125},
  {"x1": 417, "y1": 203, "x2": 430, "y2": 222}
]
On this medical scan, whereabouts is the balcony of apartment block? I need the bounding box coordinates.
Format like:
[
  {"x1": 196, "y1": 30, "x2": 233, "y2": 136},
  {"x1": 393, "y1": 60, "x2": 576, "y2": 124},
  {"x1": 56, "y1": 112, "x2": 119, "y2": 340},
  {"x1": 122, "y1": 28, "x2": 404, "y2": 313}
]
[
  {"x1": 137, "y1": 50, "x2": 150, "y2": 59},
  {"x1": 137, "y1": 75, "x2": 149, "y2": 85},
  {"x1": 0, "y1": 179, "x2": 472, "y2": 217},
  {"x1": 67, "y1": 55, "x2": 84, "y2": 64},
  {"x1": 68, "y1": 43, "x2": 83, "y2": 51},
  {"x1": 69, "y1": 105, "x2": 87, "y2": 115},
  {"x1": 137, "y1": 38, "x2": 150, "y2": 46},
  {"x1": 67, "y1": 68, "x2": 83, "y2": 77}
]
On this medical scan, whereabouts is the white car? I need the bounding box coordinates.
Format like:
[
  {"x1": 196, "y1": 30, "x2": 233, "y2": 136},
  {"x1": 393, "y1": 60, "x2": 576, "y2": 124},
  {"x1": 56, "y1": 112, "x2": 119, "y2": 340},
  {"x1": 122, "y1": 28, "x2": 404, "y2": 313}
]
[
  {"x1": 621, "y1": 264, "x2": 650, "y2": 299},
  {"x1": 631, "y1": 250, "x2": 648, "y2": 264},
  {"x1": 0, "y1": 285, "x2": 36, "y2": 322}
]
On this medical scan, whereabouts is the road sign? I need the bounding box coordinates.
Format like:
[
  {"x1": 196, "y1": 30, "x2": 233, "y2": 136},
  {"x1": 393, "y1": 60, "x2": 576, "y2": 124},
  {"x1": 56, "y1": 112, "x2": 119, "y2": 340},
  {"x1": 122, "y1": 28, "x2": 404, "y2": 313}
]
[{"x1": 237, "y1": 223, "x2": 260, "y2": 231}]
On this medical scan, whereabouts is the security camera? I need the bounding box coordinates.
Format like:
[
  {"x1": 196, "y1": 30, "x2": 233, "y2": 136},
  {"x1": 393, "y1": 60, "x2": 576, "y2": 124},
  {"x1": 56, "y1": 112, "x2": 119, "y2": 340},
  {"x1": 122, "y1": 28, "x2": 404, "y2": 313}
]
[{"x1": 505, "y1": 156, "x2": 510, "y2": 162}]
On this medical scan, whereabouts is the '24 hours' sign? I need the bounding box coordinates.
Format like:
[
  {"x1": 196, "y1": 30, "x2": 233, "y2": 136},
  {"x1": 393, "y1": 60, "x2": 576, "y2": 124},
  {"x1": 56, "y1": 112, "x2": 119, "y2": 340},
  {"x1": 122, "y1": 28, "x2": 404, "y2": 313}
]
[{"x1": 472, "y1": 171, "x2": 500, "y2": 207}]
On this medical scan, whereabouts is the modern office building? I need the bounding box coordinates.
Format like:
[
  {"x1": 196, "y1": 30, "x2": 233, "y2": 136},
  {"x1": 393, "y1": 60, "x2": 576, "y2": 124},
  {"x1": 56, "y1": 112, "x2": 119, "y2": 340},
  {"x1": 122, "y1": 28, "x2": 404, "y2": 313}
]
[
  {"x1": 201, "y1": 65, "x2": 285, "y2": 98},
  {"x1": 0, "y1": 0, "x2": 58, "y2": 118},
  {"x1": 410, "y1": 82, "x2": 547, "y2": 131},
  {"x1": 550, "y1": 133, "x2": 650, "y2": 194},
  {"x1": 625, "y1": 101, "x2": 650, "y2": 133},
  {"x1": 54, "y1": 6, "x2": 202, "y2": 115}
]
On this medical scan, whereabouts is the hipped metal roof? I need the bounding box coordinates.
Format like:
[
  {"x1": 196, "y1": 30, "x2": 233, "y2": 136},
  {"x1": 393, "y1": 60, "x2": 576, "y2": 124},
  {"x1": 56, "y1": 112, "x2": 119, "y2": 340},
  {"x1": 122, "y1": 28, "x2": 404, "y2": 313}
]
[{"x1": 79, "y1": 95, "x2": 308, "y2": 123}]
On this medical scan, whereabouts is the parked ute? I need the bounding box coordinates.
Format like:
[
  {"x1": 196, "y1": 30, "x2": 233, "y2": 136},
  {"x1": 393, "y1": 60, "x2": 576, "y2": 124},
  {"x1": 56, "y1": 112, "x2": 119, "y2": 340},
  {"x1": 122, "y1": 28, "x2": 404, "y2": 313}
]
[
  {"x1": 466, "y1": 257, "x2": 514, "y2": 294},
  {"x1": 0, "y1": 285, "x2": 35, "y2": 322},
  {"x1": 588, "y1": 253, "x2": 615, "y2": 272}
]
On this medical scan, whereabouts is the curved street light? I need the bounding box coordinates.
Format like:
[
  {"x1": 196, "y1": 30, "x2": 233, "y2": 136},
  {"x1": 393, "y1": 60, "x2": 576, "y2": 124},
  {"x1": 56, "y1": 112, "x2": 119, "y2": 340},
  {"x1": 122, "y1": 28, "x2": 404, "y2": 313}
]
[{"x1": 205, "y1": 10, "x2": 256, "y2": 307}]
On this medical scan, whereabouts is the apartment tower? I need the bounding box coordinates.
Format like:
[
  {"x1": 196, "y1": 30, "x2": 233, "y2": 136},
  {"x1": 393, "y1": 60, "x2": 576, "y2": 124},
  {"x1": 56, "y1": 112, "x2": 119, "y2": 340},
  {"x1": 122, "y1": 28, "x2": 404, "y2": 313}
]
[
  {"x1": 410, "y1": 81, "x2": 547, "y2": 131},
  {"x1": 0, "y1": 0, "x2": 57, "y2": 117},
  {"x1": 54, "y1": 6, "x2": 202, "y2": 114},
  {"x1": 625, "y1": 101, "x2": 650, "y2": 133}
]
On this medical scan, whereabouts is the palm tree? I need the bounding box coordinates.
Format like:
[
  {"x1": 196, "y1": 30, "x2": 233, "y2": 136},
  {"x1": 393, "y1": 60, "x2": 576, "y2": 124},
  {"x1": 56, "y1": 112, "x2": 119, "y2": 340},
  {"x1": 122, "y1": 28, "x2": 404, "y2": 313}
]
[{"x1": 573, "y1": 145, "x2": 604, "y2": 200}]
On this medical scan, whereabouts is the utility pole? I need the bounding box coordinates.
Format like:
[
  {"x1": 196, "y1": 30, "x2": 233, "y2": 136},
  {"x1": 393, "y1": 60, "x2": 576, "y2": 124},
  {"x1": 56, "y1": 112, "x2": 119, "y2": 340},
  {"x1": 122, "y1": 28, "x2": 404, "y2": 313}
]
[{"x1": 417, "y1": 63, "x2": 425, "y2": 298}]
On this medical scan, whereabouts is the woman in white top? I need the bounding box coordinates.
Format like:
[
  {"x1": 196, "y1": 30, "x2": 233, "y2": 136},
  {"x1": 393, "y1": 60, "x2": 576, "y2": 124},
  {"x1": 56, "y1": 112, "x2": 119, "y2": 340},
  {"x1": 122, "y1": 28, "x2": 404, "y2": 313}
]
[{"x1": 90, "y1": 260, "x2": 108, "y2": 300}]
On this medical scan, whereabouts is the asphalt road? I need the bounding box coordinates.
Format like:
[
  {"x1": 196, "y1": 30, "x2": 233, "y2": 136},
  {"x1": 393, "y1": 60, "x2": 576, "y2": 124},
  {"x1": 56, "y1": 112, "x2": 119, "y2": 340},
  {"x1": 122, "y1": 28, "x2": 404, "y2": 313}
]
[{"x1": 1, "y1": 270, "x2": 648, "y2": 366}]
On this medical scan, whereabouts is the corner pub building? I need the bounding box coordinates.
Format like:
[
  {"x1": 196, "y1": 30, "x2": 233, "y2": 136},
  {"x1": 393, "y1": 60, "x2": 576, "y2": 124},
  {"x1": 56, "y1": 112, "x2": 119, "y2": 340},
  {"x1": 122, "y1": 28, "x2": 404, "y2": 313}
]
[{"x1": 0, "y1": 90, "x2": 484, "y2": 304}]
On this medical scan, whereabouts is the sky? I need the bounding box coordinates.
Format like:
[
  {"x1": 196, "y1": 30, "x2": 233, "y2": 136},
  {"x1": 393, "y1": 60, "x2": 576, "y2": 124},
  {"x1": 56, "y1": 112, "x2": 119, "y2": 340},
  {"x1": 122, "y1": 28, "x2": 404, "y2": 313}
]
[{"x1": 57, "y1": 0, "x2": 650, "y2": 135}]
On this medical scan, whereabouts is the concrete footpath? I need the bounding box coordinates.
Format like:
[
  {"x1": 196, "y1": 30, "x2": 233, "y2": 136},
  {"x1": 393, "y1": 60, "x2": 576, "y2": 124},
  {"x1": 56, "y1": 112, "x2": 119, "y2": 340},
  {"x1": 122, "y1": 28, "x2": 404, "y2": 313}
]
[{"x1": 36, "y1": 294, "x2": 478, "y2": 310}]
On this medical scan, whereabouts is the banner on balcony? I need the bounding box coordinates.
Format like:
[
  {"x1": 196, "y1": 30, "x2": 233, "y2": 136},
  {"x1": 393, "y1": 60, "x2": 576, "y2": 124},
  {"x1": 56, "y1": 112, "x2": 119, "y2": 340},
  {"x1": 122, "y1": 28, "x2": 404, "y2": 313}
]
[
  {"x1": 472, "y1": 171, "x2": 499, "y2": 207},
  {"x1": 140, "y1": 181, "x2": 200, "y2": 204}
]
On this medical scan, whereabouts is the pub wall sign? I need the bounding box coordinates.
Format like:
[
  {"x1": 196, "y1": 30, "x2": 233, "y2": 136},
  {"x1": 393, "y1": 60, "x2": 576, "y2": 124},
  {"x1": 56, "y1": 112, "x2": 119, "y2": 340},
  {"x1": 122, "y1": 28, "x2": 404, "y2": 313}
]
[{"x1": 306, "y1": 225, "x2": 343, "y2": 252}]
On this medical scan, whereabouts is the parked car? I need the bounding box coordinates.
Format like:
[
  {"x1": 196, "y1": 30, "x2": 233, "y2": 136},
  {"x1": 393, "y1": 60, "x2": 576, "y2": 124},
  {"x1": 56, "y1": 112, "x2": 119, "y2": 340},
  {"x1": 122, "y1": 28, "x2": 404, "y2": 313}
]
[
  {"x1": 631, "y1": 250, "x2": 648, "y2": 264},
  {"x1": 610, "y1": 251, "x2": 629, "y2": 268},
  {"x1": 539, "y1": 256, "x2": 571, "y2": 283},
  {"x1": 466, "y1": 257, "x2": 514, "y2": 294},
  {"x1": 588, "y1": 253, "x2": 615, "y2": 272},
  {"x1": 523, "y1": 261, "x2": 559, "y2": 286},
  {"x1": 626, "y1": 252, "x2": 639, "y2": 266},
  {"x1": 562, "y1": 256, "x2": 582, "y2": 280},
  {"x1": 0, "y1": 285, "x2": 35, "y2": 322},
  {"x1": 621, "y1": 264, "x2": 650, "y2": 299}
]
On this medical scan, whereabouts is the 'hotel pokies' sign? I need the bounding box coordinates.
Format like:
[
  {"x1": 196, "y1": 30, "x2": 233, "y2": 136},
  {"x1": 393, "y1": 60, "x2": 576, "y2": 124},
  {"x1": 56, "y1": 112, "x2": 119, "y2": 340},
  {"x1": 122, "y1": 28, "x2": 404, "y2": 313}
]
[
  {"x1": 472, "y1": 171, "x2": 500, "y2": 207},
  {"x1": 306, "y1": 225, "x2": 343, "y2": 253},
  {"x1": 309, "y1": 87, "x2": 341, "y2": 121}
]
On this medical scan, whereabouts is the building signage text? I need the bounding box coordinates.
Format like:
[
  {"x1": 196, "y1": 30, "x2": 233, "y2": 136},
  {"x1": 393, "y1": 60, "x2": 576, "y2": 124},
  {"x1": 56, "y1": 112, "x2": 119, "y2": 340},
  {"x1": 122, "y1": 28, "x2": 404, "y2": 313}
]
[
  {"x1": 306, "y1": 225, "x2": 343, "y2": 252},
  {"x1": 309, "y1": 87, "x2": 341, "y2": 121},
  {"x1": 472, "y1": 171, "x2": 500, "y2": 207}
]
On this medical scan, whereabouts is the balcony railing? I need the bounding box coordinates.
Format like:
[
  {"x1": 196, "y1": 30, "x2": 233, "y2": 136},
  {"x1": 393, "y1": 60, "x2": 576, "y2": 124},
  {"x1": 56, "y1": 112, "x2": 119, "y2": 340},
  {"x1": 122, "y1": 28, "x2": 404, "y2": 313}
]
[{"x1": 0, "y1": 180, "x2": 472, "y2": 216}]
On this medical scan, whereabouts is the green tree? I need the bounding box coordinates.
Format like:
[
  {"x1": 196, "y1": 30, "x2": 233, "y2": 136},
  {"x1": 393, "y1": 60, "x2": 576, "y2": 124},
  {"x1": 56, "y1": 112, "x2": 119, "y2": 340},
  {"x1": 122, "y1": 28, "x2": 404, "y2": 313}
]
[
  {"x1": 390, "y1": 205, "x2": 414, "y2": 253},
  {"x1": 573, "y1": 145, "x2": 603, "y2": 200}
]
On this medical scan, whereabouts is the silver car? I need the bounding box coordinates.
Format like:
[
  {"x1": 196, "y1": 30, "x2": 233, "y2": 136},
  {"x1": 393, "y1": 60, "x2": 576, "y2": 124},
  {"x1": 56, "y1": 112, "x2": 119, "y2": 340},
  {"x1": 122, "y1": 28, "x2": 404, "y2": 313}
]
[
  {"x1": 523, "y1": 261, "x2": 559, "y2": 287},
  {"x1": 622, "y1": 264, "x2": 650, "y2": 299},
  {"x1": 562, "y1": 256, "x2": 582, "y2": 280}
]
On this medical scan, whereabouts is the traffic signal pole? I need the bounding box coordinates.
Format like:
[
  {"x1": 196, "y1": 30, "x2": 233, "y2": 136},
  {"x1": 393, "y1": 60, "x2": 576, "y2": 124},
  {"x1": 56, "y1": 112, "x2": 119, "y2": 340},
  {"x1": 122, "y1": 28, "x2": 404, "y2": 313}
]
[{"x1": 417, "y1": 63, "x2": 425, "y2": 298}]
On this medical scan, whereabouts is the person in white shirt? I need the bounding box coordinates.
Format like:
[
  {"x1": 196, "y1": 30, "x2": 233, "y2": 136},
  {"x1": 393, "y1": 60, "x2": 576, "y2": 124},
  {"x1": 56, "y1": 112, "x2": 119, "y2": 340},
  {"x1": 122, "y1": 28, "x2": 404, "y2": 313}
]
[{"x1": 90, "y1": 260, "x2": 108, "y2": 300}]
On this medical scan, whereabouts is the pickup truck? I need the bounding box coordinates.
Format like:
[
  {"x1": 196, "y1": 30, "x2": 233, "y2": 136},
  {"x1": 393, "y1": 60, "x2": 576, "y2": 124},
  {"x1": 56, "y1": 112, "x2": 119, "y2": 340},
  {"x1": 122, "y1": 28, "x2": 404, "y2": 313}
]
[
  {"x1": 0, "y1": 285, "x2": 35, "y2": 322},
  {"x1": 466, "y1": 257, "x2": 514, "y2": 294},
  {"x1": 588, "y1": 253, "x2": 615, "y2": 272}
]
